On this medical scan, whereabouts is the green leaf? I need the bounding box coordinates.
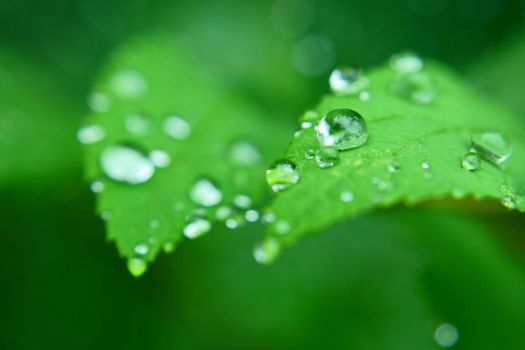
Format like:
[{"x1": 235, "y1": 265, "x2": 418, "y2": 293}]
[
  {"x1": 265, "y1": 61, "x2": 525, "y2": 253},
  {"x1": 82, "y1": 34, "x2": 293, "y2": 273},
  {"x1": 0, "y1": 48, "x2": 80, "y2": 188}
]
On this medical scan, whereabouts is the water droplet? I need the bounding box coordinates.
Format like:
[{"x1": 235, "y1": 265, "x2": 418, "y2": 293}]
[
  {"x1": 127, "y1": 257, "x2": 147, "y2": 277},
  {"x1": 359, "y1": 90, "x2": 371, "y2": 101},
  {"x1": 262, "y1": 212, "x2": 277, "y2": 224},
  {"x1": 90, "y1": 180, "x2": 105, "y2": 193},
  {"x1": 329, "y1": 67, "x2": 369, "y2": 96},
  {"x1": 471, "y1": 130, "x2": 512, "y2": 165},
  {"x1": 110, "y1": 69, "x2": 147, "y2": 99},
  {"x1": 149, "y1": 219, "x2": 160, "y2": 229},
  {"x1": 387, "y1": 162, "x2": 401, "y2": 173},
  {"x1": 266, "y1": 160, "x2": 300, "y2": 192},
  {"x1": 87, "y1": 92, "x2": 111, "y2": 113},
  {"x1": 461, "y1": 151, "x2": 481, "y2": 171},
  {"x1": 225, "y1": 218, "x2": 240, "y2": 229},
  {"x1": 100, "y1": 145, "x2": 155, "y2": 185},
  {"x1": 233, "y1": 194, "x2": 252, "y2": 209},
  {"x1": 149, "y1": 150, "x2": 171, "y2": 168},
  {"x1": 317, "y1": 108, "x2": 368, "y2": 150},
  {"x1": 502, "y1": 195, "x2": 517, "y2": 209},
  {"x1": 253, "y1": 237, "x2": 281, "y2": 265},
  {"x1": 274, "y1": 220, "x2": 291, "y2": 235},
  {"x1": 163, "y1": 116, "x2": 191, "y2": 140},
  {"x1": 393, "y1": 71, "x2": 436, "y2": 104},
  {"x1": 215, "y1": 206, "x2": 233, "y2": 221},
  {"x1": 245, "y1": 209, "x2": 260, "y2": 222},
  {"x1": 77, "y1": 125, "x2": 106, "y2": 145},
  {"x1": 134, "y1": 242, "x2": 149, "y2": 256},
  {"x1": 340, "y1": 191, "x2": 354, "y2": 202},
  {"x1": 190, "y1": 178, "x2": 223, "y2": 207},
  {"x1": 162, "y1": 240, "x2": 176, "y2": 254},
  {"x1": 183, "y1": 214, "x2": 212, "y2": 239},
  {"x1": 229, "y1": 140, "x2": 262, "y2": 166},
  {"x1": 100, "y1": 211, "x2": 112, "y2": 221},
  {"x1": 305, "y1": 149, "x2": 316, "y2": 160},
  {"x1": 434, "y1": 324, "x2": 459, "y2": 348},
  {"x1": 390, "y1": 52, "x2": 423, "y2": 73},
  {"x1": 315, "y1": 147, "x2": 339, "y2": 168},
  {"x1": 125, "y1": 114, "x2": 151, "y2": 136},
  {"x1": 301, "y1": 121, "x2": 314, "y2": 129},
  {"x1": 421, "y1": 162, "x2": 433, "y2": 179},
  {"x1": 422, "y1": 162, "x2": 431, "y2": 170}
]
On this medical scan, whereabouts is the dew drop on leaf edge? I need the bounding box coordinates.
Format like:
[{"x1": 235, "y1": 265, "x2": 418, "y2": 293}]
[
  {"x1": 127, "y1": 258, "x2": 148, "y2": 277},
  {"x1": 266, "y1": 159, "x2": 300, "y2": 192},
  {"x1": 253, "y1": 237, "x2": 281, "y2": 265},
  {"x1": 329, "y1": 66, "x2": 369, "y2": 96},
  {"x1": 471, "y1": 130, "x2": 512, "y2": 165}
]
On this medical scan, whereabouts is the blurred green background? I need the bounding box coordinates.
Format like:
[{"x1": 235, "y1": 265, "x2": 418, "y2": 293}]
[{"x1": 1, "y1": 0, "x2": 525, "y2": 349}]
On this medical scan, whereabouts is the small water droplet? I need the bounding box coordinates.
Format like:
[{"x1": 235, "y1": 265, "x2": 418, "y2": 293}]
[
  {"x1": 90, "y1": 180, "x2": 105, "y2": 193},
  {"x1": 359, "y1": 90, "x2": 371, "y2": 101},
  {"x1": 434, "y1": 323, "x2": 459, "y2": 348},
  {"x1": 149, "y1": 219, "x2": 160, "y2": 229},
  {"x1": 301, "y1": 121, "x2": 314, "y2": 129},
  {"x1": 461, "y1": 151, "x2": 481, "y2": 171},
  {"x1": 274, "y1": 220, "x2": 291, "y2": 235},
  {"x1": 245, "y1": 209, "x2": 260, "y2": 223},
  {"x1": 266, "y1": 160, "x2": 300, "y2": 192},
  {"x1": 387, "y1": 162, "x2": 401, "y2": 173},
  {"x1": 233, "y1": 194, "x2": 252, "y2": 209},
  {"x1": 471, "y1": 130, "x2": 512, "y2": 165},
  {"x1": 163, "y1": 116, "x2": 191, "y2": 140},
  {"x1": 317, "y1": 109, "x2": 368, "y2": 150},
  {"x1": 229, "y1": 140, "x2": 262, "y2": 166},
  {"x1": 134, "y1": 242, "x2": 149, "y2": 256},
  {"x1": 393, "y1": 71, "x2": 436, "y2": 104},
  {"x1": 125, "y1": 114, "x2": 151, "y2": 136},
  {"x1": 215, "y1": 206, "x2": 233, "y2": 221},
  {"x1": 315, "y1": 147, "x2": 339, "y2": 168},
  {"x1": 87, "y1": 92, "x2": 111, "y2": 113},
  {"x1": 190, "y1": 178, "x2": 223, "y2": 207},
  {"x1": 422, "y1": 162, "x2": 431, "y2": 170},
  {"x1": 127, "y1": 257, "x2": 147, "y2": 277},
  {"x1": 253, "y1": 237, "x2": 281, "y2": 265},
  {"x1": 149, "y1": 150, "x2": 171, "y2": 168},
  {"x1": 262, "y1": 212, "x2": 277, "y2": 224},
  {"x1": 225, "y1": 218, "x2": 240, "y2": 229},
  {"x1": 183, "y1": 214, "x2": 212, "y2": 239},
  {"x1": 502, "y1": 195, "x2": 517, "y2": 209},
  {"x1": 329, "y1": 67, "x2": 369, "y2": 96},
  {"x1": 390, "y1": 52, "x2": 423, "y2": 73},
  {"x1": 100, "y1": 145, "x2": 155, "y2": 185},
  {"x1": 100, "y1": 211, "x2": 112, "y2": 221},
  {"x1": 340, "y1": 191, "x2": 354, "y2": 202},
  {"x1": 77, "y1": 125, "x2": 106, "y2": 145},
  {"x1": 162, "y1": 240, "x2": 176, "y2": 254},
  {"x1": 110, "y1": 69, "x2": 147, "y2": 99},
  {"x1": 305, "y1": 149, "x2": 316, "y2": 160}
]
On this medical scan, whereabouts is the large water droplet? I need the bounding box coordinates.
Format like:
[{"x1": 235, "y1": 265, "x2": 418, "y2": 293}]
[
  {"x1": 317, "y1": 108, "x2": 368, "y2": 150},
  {"x1": 253, "y1": 237, "x2": 281, "y2": 265},
  {"x1": 266, "y1": 160, "x2": 300, "y2": 192},
  {"x1": 329, "y1": 67, "x2": 369, "y2": 96},
  {"x1": 315, "y1": 147, "x2": 339, "y2": 168},
  {"x1": 127, "y1": 257, "x2": 147, "y2": 277},
  {"x1": 77, "y1": 125, "x2": 106, "y2": 145},
  {"x1": 100, "y1": 145, "x2": 155, "y2": 185},
  {"x1": 149, "y1": 150, "x2": 171, "y2": 168},
  {"x1": 190, "y1": 178, "x2": 223, "y2": 207},
  {"x1": 471, "y1": 130, "x2": 512, "y2": 165},
  {"x1": 434, "y1": 324, "x2": 459, "y2": 348},
  {"x1": 393, "y1": 71, "x2": 436, "y2": 104},
  {"x1": 110, "y1": 69, "x2": 147, "y2": 99},
  {"x1": 229, "y1": 140, "x2": 262, "y2": 166},
  {"x1": 87, "y1": 92, "x2": 111, "y2": 113},
  {"x1": 390, "y1": 52, "x2": 423, "y2": 73},
  {"x1": 163, "y1": 116, "x2": 191, "y2": 140},
  {"x1": 461, "y1": 151, "x2": 481, "y2": 171},
  {"x1": 125, "y1": 114, "x2": 151, "y2": 136}
]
